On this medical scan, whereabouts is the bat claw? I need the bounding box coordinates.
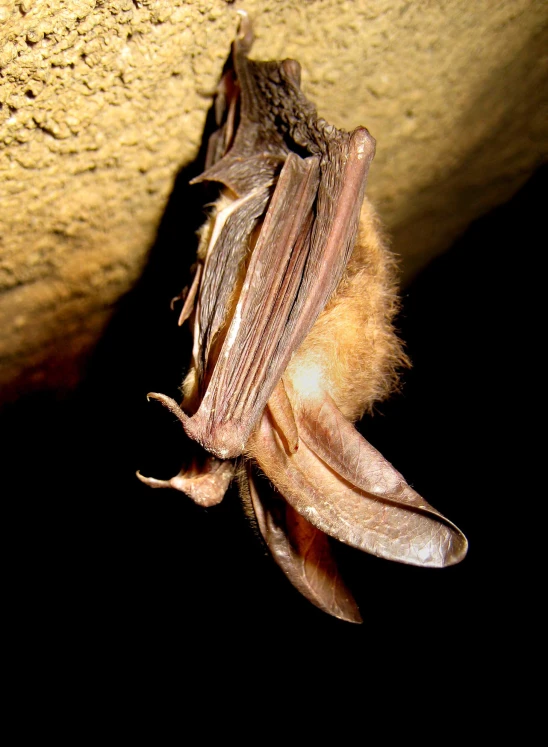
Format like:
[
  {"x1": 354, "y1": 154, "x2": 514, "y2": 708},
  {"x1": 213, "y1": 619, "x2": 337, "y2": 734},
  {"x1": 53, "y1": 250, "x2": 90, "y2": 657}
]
[
  {"x1": 136, "y1": 470, "x2": 170, "y2": 489},
  {"x1": 146, "y1": 392, "x2": 211, "y2": 453},
  {"x1": 236, "y1": 10, "x2": 253, "y2": 51},
  {"x1": 136, "y1": 459, "x2": 234, "y2": 507},
  {"x1": 170, "y1": 288, "x2": 187, "y2": 311},
  {"x1": 147, "y1": 392, "x2": 192, "y2": 427}
]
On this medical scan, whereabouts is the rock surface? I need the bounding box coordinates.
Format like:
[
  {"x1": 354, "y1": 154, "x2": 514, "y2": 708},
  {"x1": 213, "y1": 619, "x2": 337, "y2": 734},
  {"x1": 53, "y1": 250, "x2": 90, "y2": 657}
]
[{"x1": 1, "y1": 0, "x2": 547, "y2": 402}]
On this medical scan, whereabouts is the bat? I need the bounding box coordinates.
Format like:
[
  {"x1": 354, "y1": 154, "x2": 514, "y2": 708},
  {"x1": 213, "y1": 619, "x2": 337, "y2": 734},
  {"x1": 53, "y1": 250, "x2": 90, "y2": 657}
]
[{"x1": 137, "y1": 12, "x2": 468, "y2": 623}]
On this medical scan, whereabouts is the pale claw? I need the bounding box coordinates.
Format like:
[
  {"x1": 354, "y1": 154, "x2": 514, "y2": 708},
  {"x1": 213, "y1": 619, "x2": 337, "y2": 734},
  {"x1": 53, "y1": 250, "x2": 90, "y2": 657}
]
[
  {"x1": 136, "y1": 457, "x2": 234, "y2": 507},
  {"x1": 236, "y1": 10, "x2": 254, "y2": 51}
]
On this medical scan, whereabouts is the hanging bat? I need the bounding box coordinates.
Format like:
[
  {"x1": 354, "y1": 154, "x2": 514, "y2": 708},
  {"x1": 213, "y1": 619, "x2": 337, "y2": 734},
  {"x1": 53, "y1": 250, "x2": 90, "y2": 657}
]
[{"x1": 137, "y1": 12, "x2": 468, "y2": 623}]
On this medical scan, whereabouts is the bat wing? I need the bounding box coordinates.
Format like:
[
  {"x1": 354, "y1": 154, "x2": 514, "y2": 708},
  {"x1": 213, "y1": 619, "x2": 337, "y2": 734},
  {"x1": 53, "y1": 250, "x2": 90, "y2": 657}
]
[
  {"x1": 250, "y1": 392, "x2": 468, "y2": 569},
  {"x1": 154, "y1": 28, "x2": 376, "y2": 459}
]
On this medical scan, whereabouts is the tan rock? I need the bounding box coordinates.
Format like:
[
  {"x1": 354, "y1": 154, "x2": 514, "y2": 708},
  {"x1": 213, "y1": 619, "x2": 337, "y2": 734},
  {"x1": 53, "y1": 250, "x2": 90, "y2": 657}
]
[{"x1": 1, "y1": 0, "x2": 547, "y2": 402}]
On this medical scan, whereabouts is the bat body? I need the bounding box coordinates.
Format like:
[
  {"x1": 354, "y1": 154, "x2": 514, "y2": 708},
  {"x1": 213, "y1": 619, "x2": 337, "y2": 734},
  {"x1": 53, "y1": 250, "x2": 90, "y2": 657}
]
[{"x1": 138, "y1": 14, "x2": 467, "y2": 622}]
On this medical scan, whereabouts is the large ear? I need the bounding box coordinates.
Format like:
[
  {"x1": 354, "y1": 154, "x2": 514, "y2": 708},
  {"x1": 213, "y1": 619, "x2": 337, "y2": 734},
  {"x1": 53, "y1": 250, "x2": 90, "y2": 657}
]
[
  {"x1": 240, "y1": 463, "x2": 362, "y2": 623},
  {"x1": 250, "y1": 396, "x2": 468, "y2": 569}
]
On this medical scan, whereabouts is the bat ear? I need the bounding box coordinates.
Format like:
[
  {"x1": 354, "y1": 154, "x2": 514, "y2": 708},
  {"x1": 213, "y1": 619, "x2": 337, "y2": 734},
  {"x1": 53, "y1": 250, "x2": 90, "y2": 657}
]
[
  {"x1": 240, "y1": 462, "x2": 362, "y2": 623},
  {"x1": 251, "y1": 396, "x2": 468, "y2": 569}
]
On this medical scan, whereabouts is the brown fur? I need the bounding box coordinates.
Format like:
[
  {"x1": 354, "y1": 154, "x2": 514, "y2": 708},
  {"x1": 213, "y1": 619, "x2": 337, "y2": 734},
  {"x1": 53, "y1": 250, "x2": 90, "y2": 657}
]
[
  {"x1": 284, "y1": 197, "x2": 408, "y2": 424},
  {"x1": 184, "y1": 193, "x2": 407, "y2": 437}
]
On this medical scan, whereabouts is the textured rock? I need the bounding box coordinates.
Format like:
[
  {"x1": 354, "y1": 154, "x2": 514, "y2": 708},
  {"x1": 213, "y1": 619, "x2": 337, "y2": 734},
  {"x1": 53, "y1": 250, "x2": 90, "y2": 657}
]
[{"x1": 1, "y1": 0, "x2": 547, "y2": 402}]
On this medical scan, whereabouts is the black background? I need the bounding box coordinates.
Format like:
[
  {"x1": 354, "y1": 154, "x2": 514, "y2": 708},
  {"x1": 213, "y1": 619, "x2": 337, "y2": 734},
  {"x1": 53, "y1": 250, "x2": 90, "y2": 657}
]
[{"x1": 5, "y1": 149, "x2": 543, "y2": 676}]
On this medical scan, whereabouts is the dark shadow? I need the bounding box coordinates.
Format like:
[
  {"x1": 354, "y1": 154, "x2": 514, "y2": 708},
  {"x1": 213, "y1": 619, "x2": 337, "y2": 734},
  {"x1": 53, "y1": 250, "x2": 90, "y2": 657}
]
[{"x1": 352, "y1": 162, "x2": 545, "y2": 640}]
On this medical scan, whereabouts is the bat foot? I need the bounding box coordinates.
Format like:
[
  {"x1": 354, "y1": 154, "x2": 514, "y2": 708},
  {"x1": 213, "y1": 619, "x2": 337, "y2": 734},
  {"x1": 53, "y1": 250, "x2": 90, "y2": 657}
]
[{"x1": 236, "y1": 10, "x2": 253, "y2": 51}]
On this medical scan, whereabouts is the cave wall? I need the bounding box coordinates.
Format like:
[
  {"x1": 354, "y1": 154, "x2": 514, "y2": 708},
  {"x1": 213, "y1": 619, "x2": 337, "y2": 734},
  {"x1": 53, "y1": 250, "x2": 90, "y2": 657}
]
[{"x1": 1, "y1": 0, "x2": 547, "y2": 402}]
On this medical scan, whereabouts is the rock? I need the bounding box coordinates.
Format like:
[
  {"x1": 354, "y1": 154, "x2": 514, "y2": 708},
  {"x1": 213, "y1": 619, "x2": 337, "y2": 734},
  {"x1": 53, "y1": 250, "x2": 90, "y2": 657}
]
[{"x1": 1, "y1": 0, "x2": 547, "y2": 402}]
